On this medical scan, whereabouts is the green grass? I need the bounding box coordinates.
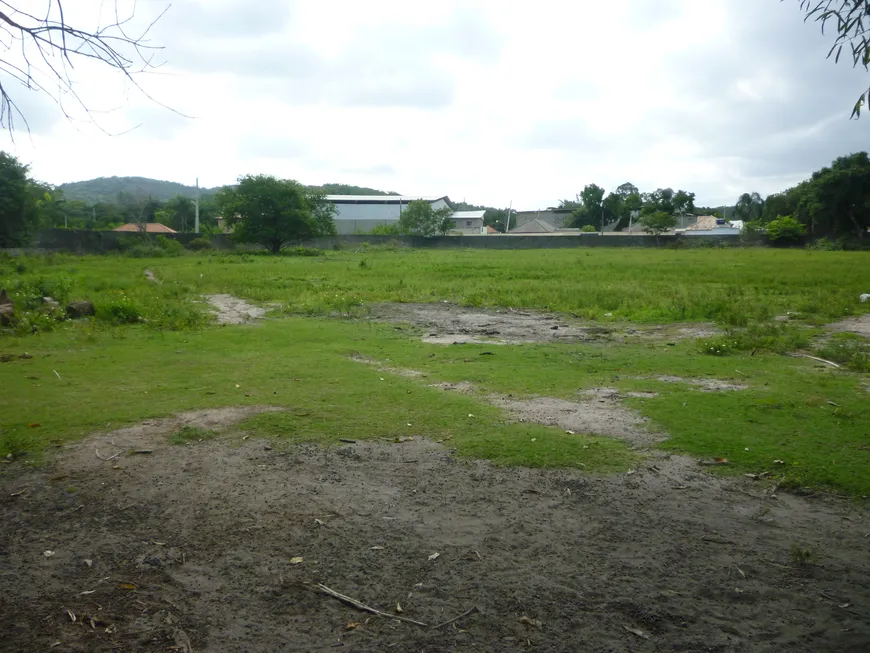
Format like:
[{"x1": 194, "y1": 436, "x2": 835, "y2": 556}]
[
  {"x1": 1, "y1": 249, "x2": 869, "y2": 494},
  {"x1": 169, "y1": 425, "x2": 219, "y2": 445}
]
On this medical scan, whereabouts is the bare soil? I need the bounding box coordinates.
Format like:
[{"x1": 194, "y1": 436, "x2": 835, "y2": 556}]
[
  {"x1": 2, "y1": 412, "x2": 868, "y2": 652},
  {"x1": 490, "y1": 388, "x2": 663, "y2": 446},
  {"x1": 367, "y1": 303, "x2": 717, "y2": 345},
  {"x1": 354, "y1": 358, "x2": 660, "y2": 446},
  {"x1": 641, "y1": 376, "x2": 749, "y2": 393},
  {"x1": 205, "y1": 295, "x2": 266, "y2": 325},
  {"x1": 827, "y1": 314, "x2": 870, "y2": 338}
]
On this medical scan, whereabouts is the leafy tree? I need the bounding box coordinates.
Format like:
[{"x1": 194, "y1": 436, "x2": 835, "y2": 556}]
[
  {"x1": 638, "y1": 210, "x2": 677, "y2": 237},
  {"x1": 734, "y1": 192, "x2": 764, "y2": 222},
  {"x1": 765, "y1": 215, "x2": 806, "y2": 244},
  {"x1": 797, "y1": 0, "x2": 870, "y2": 117},
  {"x1": 216, "y1": 175, "x2": 336, "y2": 253},
  {"x1": 570, "y1": 184, "x2": 606, "y2": 228},
  {"x1": 398, "y1": 200, "x2": 454, "y2": 237},
  {"x1": 615, "y1": 182, "x2": 639, "y2": 199},
  {"x1": 673, "y1": 190, "x2": 696, "y2": 215},
  {"x1": 0, "y1": 152, "x2": 39, "y2": 246}
]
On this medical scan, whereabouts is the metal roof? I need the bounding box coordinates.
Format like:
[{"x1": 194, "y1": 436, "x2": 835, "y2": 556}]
[
  {"x1": 452, "y1": 210, "x2": 486, "y2": 219},
  {"x1": 325, "y1": 195, "x2": 449, "y2": 204}
]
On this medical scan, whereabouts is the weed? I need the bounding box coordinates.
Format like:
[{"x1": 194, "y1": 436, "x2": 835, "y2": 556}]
[
  {"x1": 156, "y1": 235, "x2": 185, "y2": 257},
  {"x1": 815, "y1": 334, "x2": 870, "y2": 373},
  {"x1": 169, "y1": 425, "x2": 219, "y2": 445},
  {"x1": 187, "y1": 237, "x2": 213, "y2": 251},
  {"x1": 788, "y1": 544, "x2": 818, "y2": 567},
  {"x1": 98, "y1": 296, "x2": 142, "y2": 324}
]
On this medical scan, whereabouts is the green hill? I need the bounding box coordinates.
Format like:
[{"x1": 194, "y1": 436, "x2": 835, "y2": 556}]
[
  {"x1": 56, "y1": 176, "x2": 223, "y2": 204},
  {"x1": 56, "y1": 177, "x2": 399, "y2": 204}
]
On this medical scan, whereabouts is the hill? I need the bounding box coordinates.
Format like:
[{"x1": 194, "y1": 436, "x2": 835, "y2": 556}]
[
  {"x1": 56, "y1": 177, "x2": 399, "y2": 204},
  {"x1": 56, "y1": 176, "x2": 223, "y2": 204}
]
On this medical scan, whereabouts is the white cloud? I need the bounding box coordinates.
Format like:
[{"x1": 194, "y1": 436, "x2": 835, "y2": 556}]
[{"x1": 1, "y1": 0, "x2": 868, "y2": 209}]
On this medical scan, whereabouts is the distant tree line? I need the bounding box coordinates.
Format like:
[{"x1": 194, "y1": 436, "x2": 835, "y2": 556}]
[{"x1": 734, "y1": 152, "x2": 870, "y2": 243}]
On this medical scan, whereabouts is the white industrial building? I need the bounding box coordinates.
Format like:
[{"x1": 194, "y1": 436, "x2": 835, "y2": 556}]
[{"x1": 327, "y1": 195, "x2": 454, "y2": 235}]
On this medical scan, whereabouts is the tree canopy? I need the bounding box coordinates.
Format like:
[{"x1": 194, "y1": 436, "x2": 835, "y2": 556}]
[
  {"x1": 216, "y1": 175, "x2": 336, "y2": 253},
  {"x1": 398, "y1": 200, "x2": 454, "y2": 237},
  {"x1": 750, "y1": 152, "x2": 870, "y2": 239},
  {"x1": 0, "y1": 152, "x2": 39, "y2": 246}
]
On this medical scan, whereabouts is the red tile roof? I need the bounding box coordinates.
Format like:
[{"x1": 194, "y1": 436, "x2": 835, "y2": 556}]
[{"x1": 113, "y1": 223, "x2": 177, "y2": 233}]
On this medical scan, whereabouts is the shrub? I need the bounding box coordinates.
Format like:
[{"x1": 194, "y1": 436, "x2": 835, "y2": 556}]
[
  {"x1": 285, "y1": 247, "x2": 323, "y2": 257},
  {"x1": 815, "y1": 335, "x2": 870, "y2": 372},
  {"x1": 765, "y1": 215, "x2": 806, "y2": 244},
  {"x1": 156, "y1": 235, "x2": 184, "y2": 256},
  {"x1": 187, "y1": 236, "x2": 214, "y2": 251},
  {"x1": 368, "y1": 223, "x2": 402, "y2": 236},
  {"x1": 580, "y1": 225, "x2": 597, "y2": 233},
  {"x1": 98, "y1": 296, "x2": 142, "y2": 324}
]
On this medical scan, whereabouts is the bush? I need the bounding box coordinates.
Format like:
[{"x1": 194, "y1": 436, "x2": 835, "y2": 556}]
[
  {"x1": 284, "y1": 247, "x2": 323, "y2": 257},
  {"x1": 815, "y1": 335, "x2": 870, "y2": 372},
  {"x1": 98, "y1": 296, "x2": 142, "y2": 324},
  {"x1": 368, "y1": 223, "x2": 402, "y2": 236},
  {"x1": 187, "y1": 236, "x2": 214, "y2": 251},
  {"x1": 580, "y1": 225, "x2": 597, "y2": 233},
  {"x1": 765, "y1": 215, "x2": 806, "y2": 244},
  {"x1": 156, "y1": 235, "x2": 184, "y2": 256}
]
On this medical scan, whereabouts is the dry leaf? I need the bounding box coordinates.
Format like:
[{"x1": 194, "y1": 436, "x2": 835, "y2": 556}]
[
  {"x1": 235, "y1": 384, "x2": 241, "y2": 388},
  {"x1": 396, "y1": 602, "x2": 403, "y2": 613},
  {"x1": 370, "y1": 546, "x2": 385, "y2": 551},
  {"x1": 80, "y1": 590, "x2": 96, "y2": 596},
  {"x1": 314, "y1": 519, "x2": 325, "y2": 526},
  {"x1": 518, "y1": 616, "x2": 543, "y2": 629},
  {"x1": 627, "y1": 469, "x2": 636, "y2": 476},
  {"x1": 345, "y1": 622, "x2": 360, "y2": 631},
  {"x1": 773, "y1": 459, "x2": 785, "y2": 465},
  {"x1": 624, "y1": 625, "x2": 649, "y2": 640},
  {"x1": 428, "y1": 552, "x2": 440, "y2": 562},
  {"x1": 28, "y1": 423, "x2": 41, "y2": 428},
  {"x1": 290, "y1": 557, "x2": 304, "y2": 565},
  {"x1": 65, "y1": 609, "x2": 76, "y2": 623},
  {"x1": 43, "y1": 550, "x2": 55, "y2": 558},
  {"x1": 118, "y1": 582, "x2": 137, "y2": 590},
  {"x1": 84, "y1": 559, "x2": 93, "y2": 568},
  {"x1": 467, "y1": 414, "x2": 474, "y2": 418}
]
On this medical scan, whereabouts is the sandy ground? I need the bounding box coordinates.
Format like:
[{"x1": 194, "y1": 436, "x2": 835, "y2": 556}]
[
  {"x1": 2, "y1": 408, "x2": 869, "y2": 653},
  {"x1": 827, "y1": 314, "x2": 870, "y2": 338},
  {"x1": 205, "y1": 295, "x2": 266, "y2": 325},
  {"x1": 367, "y1": 303, "x2": 718, "y2": 345}
]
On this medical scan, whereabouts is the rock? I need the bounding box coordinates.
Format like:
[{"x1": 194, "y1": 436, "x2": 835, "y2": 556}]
[
  {"x1": 861, "y1": 294, "x2": 870, "y2": 303},
  {"x1": 66, "y1": 301, "x2": 95, "y2": 319},
  {"x1": 42, "y1": 296, "x2": 60, "y2": 309},
  {"x1": 0, "y1": 290, "x2": 13, "y2": 326}
]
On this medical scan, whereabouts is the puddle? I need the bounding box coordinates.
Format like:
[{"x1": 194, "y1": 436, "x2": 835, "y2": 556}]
[{"x1": 205, "y1": 294, "x2": 267, "y2": 325}]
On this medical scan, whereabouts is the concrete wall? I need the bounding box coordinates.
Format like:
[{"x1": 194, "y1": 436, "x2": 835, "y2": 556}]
[{"x1": 16, "y1": 229, "x2": 741, "y2": 254}]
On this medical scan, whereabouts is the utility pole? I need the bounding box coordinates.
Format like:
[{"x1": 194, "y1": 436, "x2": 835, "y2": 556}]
[
  {"x1": 505, "y1": 200, "x2": 513, "y2": 233},
  {"x1": 194, "y1": 177, "x2": 200, "y2": 234}
]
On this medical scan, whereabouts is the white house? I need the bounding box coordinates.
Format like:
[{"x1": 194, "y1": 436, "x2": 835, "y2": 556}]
[
  {"x1": 327, "y1": 195, "x2": 453, "y2": 234},
  {"x1": 450, "y1": 210, "x2": 486, "y2": 235}
]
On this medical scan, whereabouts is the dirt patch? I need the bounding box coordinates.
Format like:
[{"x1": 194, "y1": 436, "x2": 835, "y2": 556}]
[
  {"x1": 144, "y1": 269, "x2": 160, "y2": 284},
  {"x1": 827, "y1": 314, "x2": 870, "y2": 338},
  {"x1": 492, "y1": 388, "x2": 663, "y2": 446},
  {"x1": 205, "y1": 294, "x2": 267, "y2": 325},
  {"x1": 428, "y1": 380, "x2": 476, "y2": 394},
  {"x1": 2, "y1": 432, "x2": 868, "y2": 652},
  {"x1": 369, "y1": 302, "x2": 612, "y2": 344},
  {"x1": 369, "y1": 302, "x2": 720, "y2": 346},
  {"x1": 636, "y1": 375, "x2": 749, "y2": 392},
  {"x1": 350, "y1": 353, "x2": 426, "y2": 379}
]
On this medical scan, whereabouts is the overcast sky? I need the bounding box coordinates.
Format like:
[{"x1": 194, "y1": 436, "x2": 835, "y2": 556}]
[{"x1": 1, "y1": 0, "x2": 868, "y2": 209}]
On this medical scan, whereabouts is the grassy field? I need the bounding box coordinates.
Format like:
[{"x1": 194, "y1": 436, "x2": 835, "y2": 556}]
[{"x1": 1, "y1": 248, "x2": 869, "y2": 494}]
